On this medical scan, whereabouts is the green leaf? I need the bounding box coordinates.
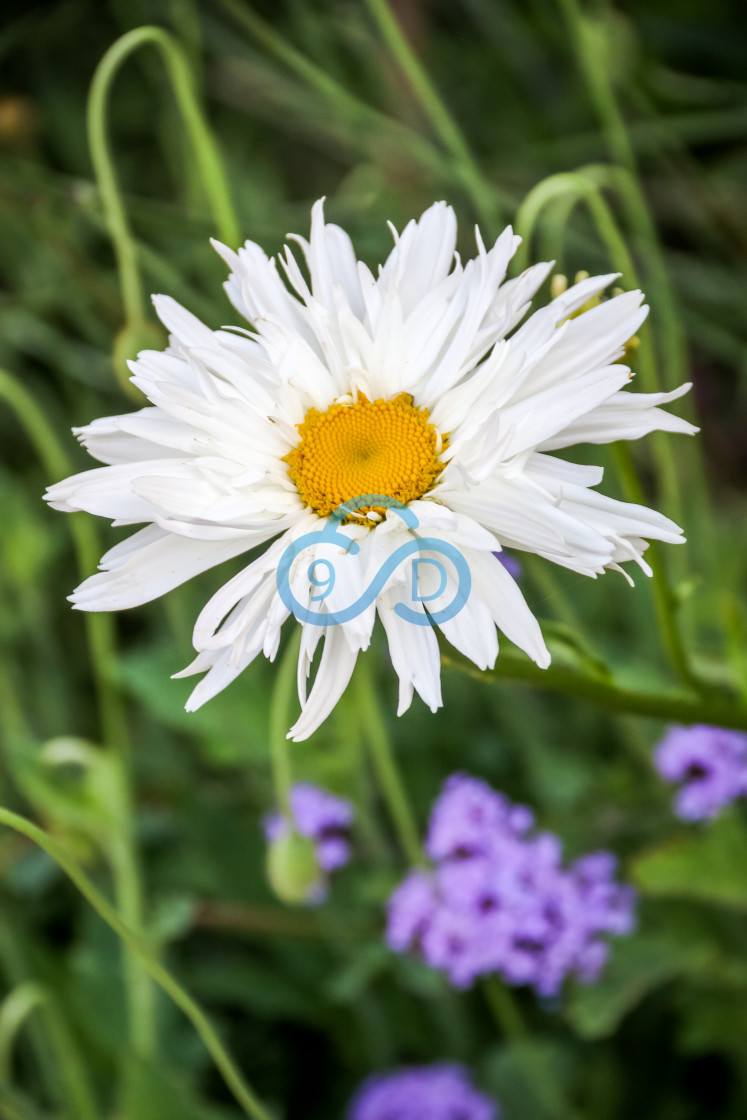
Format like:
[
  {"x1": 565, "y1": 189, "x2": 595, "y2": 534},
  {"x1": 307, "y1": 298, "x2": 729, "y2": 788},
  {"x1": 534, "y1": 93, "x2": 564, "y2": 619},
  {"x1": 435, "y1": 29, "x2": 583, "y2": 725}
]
[
  {"x1": 631, "y1": 811, "x2": 747, "y2": 911},
  {"x1": 565, "y1": 932, "x2": 712, "y2": 1039},
  {"x1": 118, "y1": 642, "x2": 272, "y2": 766},
  {"x1": 480, "y1": 1036, "x2": 577, "y2": 1120}
]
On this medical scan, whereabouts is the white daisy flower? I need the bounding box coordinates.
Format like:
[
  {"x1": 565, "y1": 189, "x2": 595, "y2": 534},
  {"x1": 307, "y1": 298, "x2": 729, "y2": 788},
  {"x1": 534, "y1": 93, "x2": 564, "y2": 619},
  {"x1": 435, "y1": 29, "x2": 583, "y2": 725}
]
[{"x1": 45, "y1": 200, "x2": 697, "y2": 740}]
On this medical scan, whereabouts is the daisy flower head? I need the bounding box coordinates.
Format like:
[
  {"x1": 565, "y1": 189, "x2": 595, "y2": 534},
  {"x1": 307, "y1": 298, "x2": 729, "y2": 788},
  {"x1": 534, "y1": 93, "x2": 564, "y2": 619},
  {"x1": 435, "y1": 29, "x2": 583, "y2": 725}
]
[{"x1": 45, "y1": 200, "x2": 697, "y2": 740}]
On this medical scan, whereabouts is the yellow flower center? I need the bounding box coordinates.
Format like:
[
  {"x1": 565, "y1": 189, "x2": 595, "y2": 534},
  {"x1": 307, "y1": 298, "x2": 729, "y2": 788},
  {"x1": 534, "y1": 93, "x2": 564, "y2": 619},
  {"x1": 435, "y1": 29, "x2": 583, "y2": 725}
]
[{"x1": 284, "y1": 392, "x2": 447, "y2": 523}]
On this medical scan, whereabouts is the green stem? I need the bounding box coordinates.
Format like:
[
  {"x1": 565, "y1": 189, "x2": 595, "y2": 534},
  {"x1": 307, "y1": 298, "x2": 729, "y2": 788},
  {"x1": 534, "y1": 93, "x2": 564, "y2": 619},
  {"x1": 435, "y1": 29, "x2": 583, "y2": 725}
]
[
  {"x1": 515, "y1": 176, "x2": 694, "y2": 685},
  {"x1": 442, "y1": 653, "x2": 747, "y2": 729},
  {"x1": 362, "y1": 0, "x2": 501, "y2": 234},
  {"x1": 0, "y1": 810, "x2": 274, "y2": 1120},
  {"x1": 482, "y1": 975, "x2": 529, "y2": 1043},
  {"x1": 483, "y1": 976, "x2": 584, "y2": 1120},
  {"x1": 87, "y1": 24, "x2": 239, "y2": 329},
  {"x1": 611, "y1": 443, "x2": 697, "y2": 690},
  {"x1": 0, "y1": 369, "x2": 155, "y2": 1060},
  {"x1": 269, "y1": 630, "x2": 302, "y2": 817},
  {"x1": 353, "y1": 659, "x2": 423, "y2": 867}
]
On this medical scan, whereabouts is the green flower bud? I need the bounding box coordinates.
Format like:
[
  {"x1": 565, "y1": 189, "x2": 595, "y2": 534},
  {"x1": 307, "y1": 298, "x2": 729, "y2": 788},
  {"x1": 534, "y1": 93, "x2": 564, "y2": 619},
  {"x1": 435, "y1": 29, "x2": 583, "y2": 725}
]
[
  {"x1": 266, "y1": 829, "x2": 322, "y2": 905},
  {"x1": 112, "y1": 320, "x2": 165, "y2": 399}
]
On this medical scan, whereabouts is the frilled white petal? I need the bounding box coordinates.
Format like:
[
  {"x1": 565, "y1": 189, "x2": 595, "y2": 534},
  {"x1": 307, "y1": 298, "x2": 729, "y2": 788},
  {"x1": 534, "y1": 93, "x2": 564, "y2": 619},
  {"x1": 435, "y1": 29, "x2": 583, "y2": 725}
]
[
  {"x1": 289, "y1": 626, "x2": 360, "y2": 741},
  {"x1": 71, "y1": 525, "x2": 253, "y2": 610},
  {"x1": 376, "y1": 586, "x2": 443, "y2": 717},
  {"x1": 467, "y1": 549, "x2": 550, "y2": 667},
  {"x1": 539, "y1": 382, "x2": 699, "y2": 449},
  {"x1": 379, "y1": 201, "x2": 458, "y2": 318}
]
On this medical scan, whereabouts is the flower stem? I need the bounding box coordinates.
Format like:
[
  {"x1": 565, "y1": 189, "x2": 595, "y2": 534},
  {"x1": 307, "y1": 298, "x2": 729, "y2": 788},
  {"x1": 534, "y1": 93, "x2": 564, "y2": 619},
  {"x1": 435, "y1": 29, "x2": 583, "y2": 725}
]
[
  {"x1": 442, "y1": 652, "x2": 747, "y2": 730},
  {"x1": 483, "y1": 976, "x2": 584, "y2": 1120},
  {"x1": 270, "y1": 630, "x2": 302, "y2": 817},
  {"x1": 0, "y1": 809, "x2": 275, "y2": 1120},
  {"x1": 515, "y1": 175, "x2": 696, "y2": 686},
  {"x1": 611, "y1": 443, "x2": 698, "y2": 692},
  {"x1": 362, "y1": 0, "x2": 503, "y2": 234},
  {"x1": 87, "y1": 25, "x2": 239, "y2": 331},
  {"x1": 353, "y1": 658, "x2": 423, "y2": 867}
]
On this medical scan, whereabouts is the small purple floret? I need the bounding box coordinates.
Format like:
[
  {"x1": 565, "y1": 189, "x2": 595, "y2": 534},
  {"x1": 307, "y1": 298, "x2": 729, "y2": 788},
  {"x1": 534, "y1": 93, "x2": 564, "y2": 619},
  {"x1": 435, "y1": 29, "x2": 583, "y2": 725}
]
[
  {"x1": 386, "y1": 774, "x2": 635, "y2": 996},
  {"x1": 348, "y1": 1063, "x2": 498, "y2": 1120},
  {"x1": 494, "y1": 550, "x2": 522, "y2": 580},
  {"x1": 654, "y1": 724, "x2": 747, "y2": 821},
  {"x1": 263, "y1": 782, "x2": 353, "y2": 898}
]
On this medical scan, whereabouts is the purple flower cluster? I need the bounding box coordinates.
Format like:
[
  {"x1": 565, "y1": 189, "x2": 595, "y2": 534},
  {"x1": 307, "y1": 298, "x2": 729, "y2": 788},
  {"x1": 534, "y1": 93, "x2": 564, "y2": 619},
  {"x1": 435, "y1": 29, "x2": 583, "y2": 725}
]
[
  {"x1": 654, "y1": 725, "x2": 747, "y2": 821},
  {"x1": 387, "y1": 774, "x2": 635, "y2": 995},
  {"x1": 348, "y1": 1063, "x2": 498, "y2": 1120},
  {"x1": 263, "y1": 782, "x2": 353, "y2": 898}
]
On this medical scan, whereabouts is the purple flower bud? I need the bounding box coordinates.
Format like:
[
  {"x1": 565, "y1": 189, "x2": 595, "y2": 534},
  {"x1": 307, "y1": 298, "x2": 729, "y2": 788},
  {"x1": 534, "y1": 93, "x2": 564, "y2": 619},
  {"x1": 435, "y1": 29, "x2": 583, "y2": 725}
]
[{"x1": 348, "y1": 1063, "x2": 498, "y2": 1120}]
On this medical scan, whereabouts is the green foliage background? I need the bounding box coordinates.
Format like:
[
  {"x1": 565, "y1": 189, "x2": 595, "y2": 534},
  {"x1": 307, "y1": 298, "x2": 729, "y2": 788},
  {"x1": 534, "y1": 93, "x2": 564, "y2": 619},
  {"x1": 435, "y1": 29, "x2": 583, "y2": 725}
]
[{"x1": 0, "y1": 0, "x2": 746, "y2": 1117}]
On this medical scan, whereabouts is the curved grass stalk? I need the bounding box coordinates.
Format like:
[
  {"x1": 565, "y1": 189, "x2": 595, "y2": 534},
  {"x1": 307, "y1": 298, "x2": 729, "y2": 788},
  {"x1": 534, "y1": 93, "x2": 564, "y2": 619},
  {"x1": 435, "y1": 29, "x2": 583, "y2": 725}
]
[
  {"x1": 0, "y1": 809, "x2": 275, "y2": 1120},
  {"x1": 87, "y1": 25, "x2": 239, "y2": 331},
  {"x1": 0, "y1": 984, "x2": 97, "y2": 1120},
  {"x1": 554, "y1": 0, "x2": 686, "y2": 394},
  {"x1": 514, "y1": 174, "x2": 697, "y2": 687}
]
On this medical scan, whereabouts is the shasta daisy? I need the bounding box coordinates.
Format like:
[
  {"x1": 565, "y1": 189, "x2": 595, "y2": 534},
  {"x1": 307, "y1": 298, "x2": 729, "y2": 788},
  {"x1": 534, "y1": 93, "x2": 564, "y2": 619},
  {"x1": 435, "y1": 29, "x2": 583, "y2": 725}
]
[{"x1": 45, "y1": 200, "x2": 697, "y2": 740}]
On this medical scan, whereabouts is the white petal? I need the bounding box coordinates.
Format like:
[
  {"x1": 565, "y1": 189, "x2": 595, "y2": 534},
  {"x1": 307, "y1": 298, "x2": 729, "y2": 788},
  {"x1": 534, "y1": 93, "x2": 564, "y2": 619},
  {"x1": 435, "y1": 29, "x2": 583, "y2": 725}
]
[
  {"x1": 539, "y1": 382, "x2": 698, "y2": 449},
  {"x1": 379, "y1": 201, "x2": 458, "y2": 317},
  {"x1": 468, "y1": 550, "x2": 551, "y2": 668},
  {"x1": 70, "y1": 526, "x2": 252, "y2": 610},
  {"x1": 376, "y1": 587, "x2": 443, "y2": 716},
  {"x1": 289, "y1": 627, "x2": 359, "y2": 741}
]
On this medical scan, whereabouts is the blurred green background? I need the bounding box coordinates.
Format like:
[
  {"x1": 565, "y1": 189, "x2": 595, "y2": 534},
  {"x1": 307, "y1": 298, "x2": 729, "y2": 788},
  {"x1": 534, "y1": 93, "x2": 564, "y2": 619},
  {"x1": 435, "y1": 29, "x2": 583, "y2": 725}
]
[{"x1": 1, "y1": 1, "x2": 747, "y2": 1118}]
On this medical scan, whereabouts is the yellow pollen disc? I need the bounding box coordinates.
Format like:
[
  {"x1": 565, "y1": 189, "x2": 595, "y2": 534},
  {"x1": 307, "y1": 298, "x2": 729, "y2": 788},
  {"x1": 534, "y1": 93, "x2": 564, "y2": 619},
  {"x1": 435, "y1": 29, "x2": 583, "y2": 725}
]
[{"x1": 284, "y1": 392, "x2": 448, "y2": 523}]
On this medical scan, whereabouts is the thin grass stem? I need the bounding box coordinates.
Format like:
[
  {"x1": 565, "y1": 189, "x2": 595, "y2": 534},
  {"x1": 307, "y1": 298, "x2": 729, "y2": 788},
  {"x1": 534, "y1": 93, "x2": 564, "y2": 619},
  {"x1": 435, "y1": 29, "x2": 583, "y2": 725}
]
[
  {"x1": 353, "y1": 658, "x2": 423, "y2": 867},
  {"x1": 270, "y1": 630, "x2": 302, "y2": 817},
  {"x1": 362, "y1": 0, "x2": 502, "y2": 234}
]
